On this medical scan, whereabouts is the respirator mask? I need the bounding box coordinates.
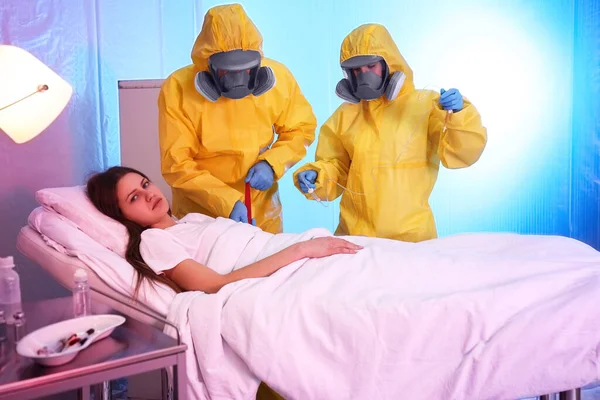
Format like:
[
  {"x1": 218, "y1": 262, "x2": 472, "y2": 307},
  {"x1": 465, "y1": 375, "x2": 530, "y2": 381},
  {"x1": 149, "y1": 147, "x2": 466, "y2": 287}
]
[
  {"x1": 335, "y1": 55, "x2": 405, "y2": 104},
  {"x1": 195, "y1": 49, "x2": 276, "y2": 102}
]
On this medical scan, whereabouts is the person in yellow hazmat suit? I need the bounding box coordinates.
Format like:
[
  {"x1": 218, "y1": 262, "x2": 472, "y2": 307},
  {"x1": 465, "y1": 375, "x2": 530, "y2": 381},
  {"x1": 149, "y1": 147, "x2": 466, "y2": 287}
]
[
  {"x1": 158, "y1": 3, "x2": 316, "y2": 235},
  {"x1": 294, "y1": 24, "x2": 487, "y2": 243}
]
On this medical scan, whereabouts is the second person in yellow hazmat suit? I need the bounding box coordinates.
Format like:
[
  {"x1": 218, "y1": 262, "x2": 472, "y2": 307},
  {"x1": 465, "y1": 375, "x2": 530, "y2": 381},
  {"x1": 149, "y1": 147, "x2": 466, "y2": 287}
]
[
  {"x1": 294, "y1": 24, "x2": 487, "y2": 242},
  {"x1": 158, "y1": 3, "x2": 317, "y2": 234}
]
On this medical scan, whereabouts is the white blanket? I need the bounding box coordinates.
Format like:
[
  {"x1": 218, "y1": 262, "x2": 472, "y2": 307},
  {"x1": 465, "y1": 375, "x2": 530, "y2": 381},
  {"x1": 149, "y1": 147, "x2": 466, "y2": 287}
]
[{"x1": 163, "y1": 221, "x2": 600, "y2": 400}]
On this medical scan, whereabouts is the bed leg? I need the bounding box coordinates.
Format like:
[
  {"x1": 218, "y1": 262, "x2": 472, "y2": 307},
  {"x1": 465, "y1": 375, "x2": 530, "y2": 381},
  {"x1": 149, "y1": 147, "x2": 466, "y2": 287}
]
[
  {"x1": 161, "y1": 367, "x2": 173, "y2": 400},
  {"x1": 77, "y1": 386, "x2": 91, "y2": 400},
  {"x1": 558, "y1": 388, "x2": 581, "y2": 400},
  {"x1": 91, "y1": 381, "x2": 111, "y2": 400}
]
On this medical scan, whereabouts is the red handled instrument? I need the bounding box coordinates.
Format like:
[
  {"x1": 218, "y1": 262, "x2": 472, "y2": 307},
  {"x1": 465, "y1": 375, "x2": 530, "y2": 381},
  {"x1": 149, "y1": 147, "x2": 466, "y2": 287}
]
[{"x1": 244, "y1": 182, "x2": 252, "y2": 224}]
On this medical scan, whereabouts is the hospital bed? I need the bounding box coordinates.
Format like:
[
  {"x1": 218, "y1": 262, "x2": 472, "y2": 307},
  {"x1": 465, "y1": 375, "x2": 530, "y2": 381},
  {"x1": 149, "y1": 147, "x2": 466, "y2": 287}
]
[{"x1": 15, "y1": 198, "x2": 593, "y2": 400}]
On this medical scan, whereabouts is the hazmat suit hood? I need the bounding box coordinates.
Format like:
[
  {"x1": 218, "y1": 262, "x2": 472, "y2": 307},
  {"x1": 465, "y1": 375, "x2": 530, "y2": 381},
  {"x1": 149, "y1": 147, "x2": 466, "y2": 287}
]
[
  {"x1": 191, "y1": 3, "x2": 264, "y2": 72},
  {"x1": 340, "y1": 24, "x2": 415, "y2": 97}
]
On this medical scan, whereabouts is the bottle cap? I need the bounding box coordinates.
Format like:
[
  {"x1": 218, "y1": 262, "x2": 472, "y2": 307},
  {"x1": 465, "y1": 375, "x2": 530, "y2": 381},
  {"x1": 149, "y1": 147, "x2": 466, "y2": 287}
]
[
  {"x1": 74, "y1": 268, "x2": 88, "y2": 282},
  {"x1": 0, "y1": 256, "x2": 14, "y2": 269}
]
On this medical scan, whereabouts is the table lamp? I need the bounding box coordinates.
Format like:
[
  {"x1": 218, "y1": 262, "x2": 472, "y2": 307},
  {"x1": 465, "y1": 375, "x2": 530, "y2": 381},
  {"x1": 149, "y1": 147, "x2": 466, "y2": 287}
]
[{"x1": 0, "y1": 45, "x2": 73, "y2": 144}]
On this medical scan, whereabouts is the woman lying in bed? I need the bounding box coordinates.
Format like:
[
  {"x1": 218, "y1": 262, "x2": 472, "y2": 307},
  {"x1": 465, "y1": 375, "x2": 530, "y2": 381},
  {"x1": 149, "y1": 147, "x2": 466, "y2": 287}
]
[{"x1": 86, "y1": 166, "x2": 363, "y2": 295}]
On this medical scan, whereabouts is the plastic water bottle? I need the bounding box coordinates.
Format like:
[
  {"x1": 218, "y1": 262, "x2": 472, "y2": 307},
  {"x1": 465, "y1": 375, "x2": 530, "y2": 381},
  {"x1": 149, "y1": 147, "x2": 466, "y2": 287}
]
[
  {"x1": 73, "y1": 269, "x2": 91, "y2": 317},
  {"x1": 0, "y1": 256, "x2": 22, "y2": 325}
]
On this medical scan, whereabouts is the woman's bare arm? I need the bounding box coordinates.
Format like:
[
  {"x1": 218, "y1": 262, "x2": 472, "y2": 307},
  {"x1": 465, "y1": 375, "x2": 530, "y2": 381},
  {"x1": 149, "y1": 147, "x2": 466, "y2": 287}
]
[
  {"x1": 164, "y1": 237, "x2": 362, "y2": 294},
  {"x1": 166, "y1": 242, "x2": 303, "y2": 293}
]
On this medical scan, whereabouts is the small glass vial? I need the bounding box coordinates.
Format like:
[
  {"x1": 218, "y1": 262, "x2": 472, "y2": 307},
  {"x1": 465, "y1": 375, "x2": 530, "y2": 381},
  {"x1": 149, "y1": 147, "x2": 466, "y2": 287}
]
[
  {"x1": 13, "y1": 311, "x2": 25, "y2": 343},
  {"x1": 73, "y1": 269, "x2": 91, "y2": 317}
]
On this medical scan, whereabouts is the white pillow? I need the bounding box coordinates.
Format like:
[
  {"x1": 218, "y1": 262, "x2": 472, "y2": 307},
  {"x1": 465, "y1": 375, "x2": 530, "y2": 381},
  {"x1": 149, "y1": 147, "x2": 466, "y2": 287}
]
[{"x1": 35, "y1": 186, "x2": 129, "y2": 257}]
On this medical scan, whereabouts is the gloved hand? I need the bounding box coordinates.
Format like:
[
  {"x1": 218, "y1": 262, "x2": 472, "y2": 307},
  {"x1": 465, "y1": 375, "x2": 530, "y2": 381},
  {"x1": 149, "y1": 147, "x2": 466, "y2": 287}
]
[
  {"x1": 229, "y1": 201, "x2": 257, "y2": 226},
  {"x1": 229, "y1": 201, "x2": 249, "y2": 223},
  {"x1": 440, "y1": 88, "x2": 464, "y2": 112},
  {"x1": 245, "y1": 161, "x2": 275, "y2": 191},
  {"x1": 297, "y1": 170, "x2": 317, "y2": 193}
]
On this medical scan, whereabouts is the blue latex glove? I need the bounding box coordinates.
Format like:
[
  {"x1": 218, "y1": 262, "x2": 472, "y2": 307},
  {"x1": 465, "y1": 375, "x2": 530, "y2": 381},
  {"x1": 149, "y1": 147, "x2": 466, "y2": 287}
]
[
  {"x1": 297, "y1": 170, "x2": 317, "y2": 193},
  {"x1": 440, "y1": 88, "x2": 464, "y2": 112},
  {"x1": 229, "y1": 201, "x2": 257, "y2": 226},
  {"x1": 245, "y1": 161, "x2": 275, "y2": 191},
  {"x1": 229, "y1": 200, "x2": 249, "y2": 223}
]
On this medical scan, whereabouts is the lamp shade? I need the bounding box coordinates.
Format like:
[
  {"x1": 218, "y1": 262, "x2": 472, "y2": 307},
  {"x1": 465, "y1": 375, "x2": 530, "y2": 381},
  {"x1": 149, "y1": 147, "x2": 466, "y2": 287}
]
[{"x1": 0, "y1": 45, "x2": 73, "y2": 144}]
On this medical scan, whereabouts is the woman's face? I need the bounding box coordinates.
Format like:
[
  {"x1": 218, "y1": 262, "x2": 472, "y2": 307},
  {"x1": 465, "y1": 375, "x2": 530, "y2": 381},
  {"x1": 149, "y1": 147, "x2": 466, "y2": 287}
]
[{"x1": 116, "y1": 172, "x2": 170, "y2": 227}]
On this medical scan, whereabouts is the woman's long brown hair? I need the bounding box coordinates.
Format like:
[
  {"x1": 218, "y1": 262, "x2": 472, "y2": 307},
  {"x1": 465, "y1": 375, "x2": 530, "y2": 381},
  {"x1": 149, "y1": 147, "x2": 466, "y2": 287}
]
[{"x1": 86, "y1": 166, "x2": 181, "y2": 296}]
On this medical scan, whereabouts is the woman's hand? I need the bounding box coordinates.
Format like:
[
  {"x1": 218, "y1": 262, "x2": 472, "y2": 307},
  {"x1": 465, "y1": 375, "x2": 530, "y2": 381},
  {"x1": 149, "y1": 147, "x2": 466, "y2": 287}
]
[{"x1": 296, "y1": 237, "x2": 363, "y2": 259}]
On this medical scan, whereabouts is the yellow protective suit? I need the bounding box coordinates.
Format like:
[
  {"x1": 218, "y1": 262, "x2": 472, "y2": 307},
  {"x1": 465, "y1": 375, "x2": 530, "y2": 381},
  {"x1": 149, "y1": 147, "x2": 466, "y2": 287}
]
[
  {"x1": 294, "y1": 24, "x2": 487, "y2": 242},
  {"x1": 158, "y1": 4, "x2": 316, "y2": 234}
]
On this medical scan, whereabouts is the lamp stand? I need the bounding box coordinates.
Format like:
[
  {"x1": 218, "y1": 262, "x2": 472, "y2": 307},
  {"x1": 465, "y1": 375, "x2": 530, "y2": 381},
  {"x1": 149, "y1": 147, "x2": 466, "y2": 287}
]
[{"x1": 0, "y1": 84, "x2": 49, "y2": 112}]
